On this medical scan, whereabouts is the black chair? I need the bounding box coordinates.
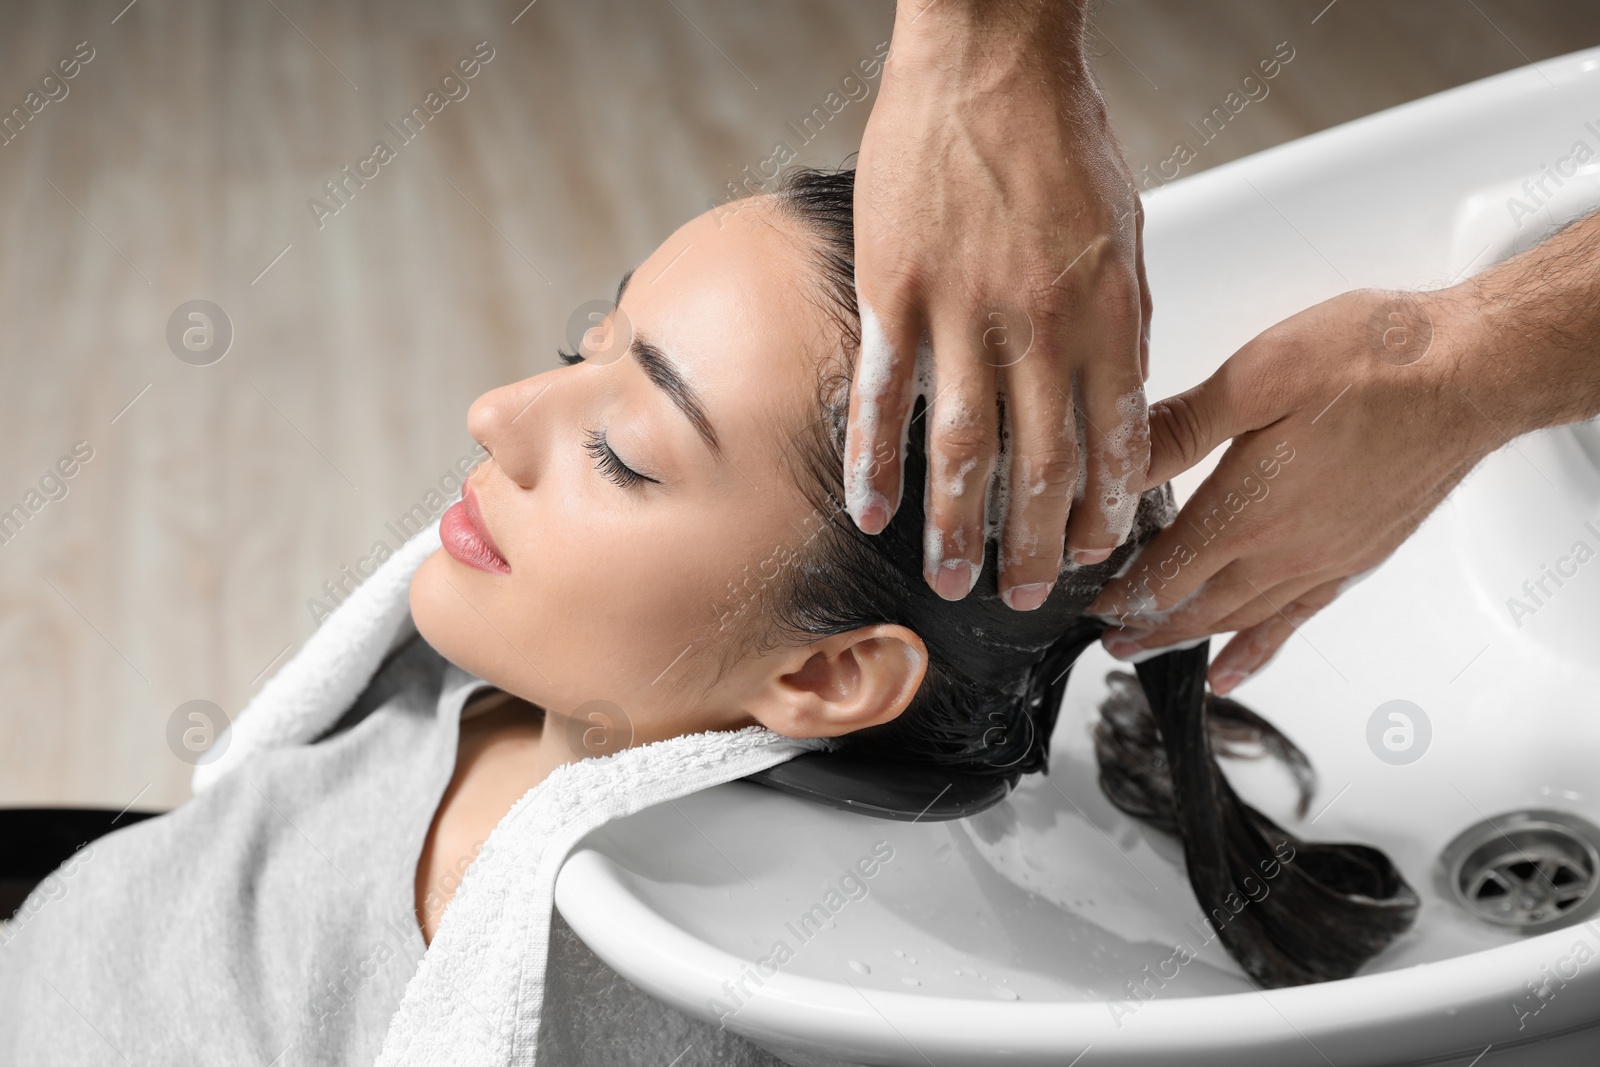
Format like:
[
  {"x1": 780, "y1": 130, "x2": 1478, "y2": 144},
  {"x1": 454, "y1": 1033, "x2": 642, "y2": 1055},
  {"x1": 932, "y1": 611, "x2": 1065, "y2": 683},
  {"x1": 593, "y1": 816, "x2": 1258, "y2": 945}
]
[{"x1": 0, "y1": 808, "x2": 163, "y2": 921}]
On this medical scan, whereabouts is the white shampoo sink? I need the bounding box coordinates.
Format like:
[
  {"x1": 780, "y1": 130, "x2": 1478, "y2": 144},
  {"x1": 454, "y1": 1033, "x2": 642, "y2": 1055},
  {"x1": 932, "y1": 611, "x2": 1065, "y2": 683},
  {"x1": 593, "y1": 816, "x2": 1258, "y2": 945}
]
[{"x1": 554, "y1": 47, "x2": 1600, "y2": 1067}]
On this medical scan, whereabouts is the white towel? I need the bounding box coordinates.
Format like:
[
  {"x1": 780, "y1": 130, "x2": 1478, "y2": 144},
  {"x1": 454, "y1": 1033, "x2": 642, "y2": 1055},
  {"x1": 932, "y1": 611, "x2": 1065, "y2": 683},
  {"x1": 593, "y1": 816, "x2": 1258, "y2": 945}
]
[{"x1": 192, "y1": 517, "x2": 823, "y2": 1065}]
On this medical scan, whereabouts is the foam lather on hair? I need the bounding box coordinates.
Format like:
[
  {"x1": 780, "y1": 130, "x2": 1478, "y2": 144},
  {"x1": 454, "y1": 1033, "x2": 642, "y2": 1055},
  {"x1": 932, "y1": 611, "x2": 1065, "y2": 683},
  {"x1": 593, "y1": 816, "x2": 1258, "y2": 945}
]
[{"x1": 1095, "y1": 642, "x2": 1420, "y2": 987}]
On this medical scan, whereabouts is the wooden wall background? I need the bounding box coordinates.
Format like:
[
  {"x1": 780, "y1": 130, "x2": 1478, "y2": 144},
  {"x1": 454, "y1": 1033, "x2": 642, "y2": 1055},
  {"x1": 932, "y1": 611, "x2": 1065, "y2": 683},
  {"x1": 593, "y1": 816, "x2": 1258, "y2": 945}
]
[{"x1": 3, "y1": 0, "x2": 1598, "y2": 811}]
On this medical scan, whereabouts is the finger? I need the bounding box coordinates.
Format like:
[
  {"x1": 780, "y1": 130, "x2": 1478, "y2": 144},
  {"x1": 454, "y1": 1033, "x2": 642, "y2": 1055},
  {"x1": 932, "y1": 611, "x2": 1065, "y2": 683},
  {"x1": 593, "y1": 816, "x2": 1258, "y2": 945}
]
[
  {"x1": 1127, "y1": 463, "x2": 1448, "y2": 648},
  {"x1": 992, "y1": 344, "x2": 1077, "y2": 611},
  {"x1": 1140, "y1": 351, "x2": 1281, "y2": 492},
  {"x1": 1107, "y1": 559, "x2": 1318, "y2": 659},
  {"x1": 1083, "y1": 454, "x2": 1262, "y2": 626},
  {"x1": 1208, "y1": 577, "x2": 1345, "y2": 694},
  {"x1": 921, "y1": 310, "x2": 999, "y2": 601},
  {"x1": 1134, "y1": 194, "x2": 1152, "y2": 382},
  {"x1": 844, "y1": 283, "x2": 925, "y2": 535},
  {"x1": 1128, "y1": 561, "x2": 1343, "y2": 652},
  {"x1": 1207, "y1": 569, "x2": 1345, "y2": 635},
  {"x1": 1063, "y1": 326, "x2": 1149, "y2": 563}
]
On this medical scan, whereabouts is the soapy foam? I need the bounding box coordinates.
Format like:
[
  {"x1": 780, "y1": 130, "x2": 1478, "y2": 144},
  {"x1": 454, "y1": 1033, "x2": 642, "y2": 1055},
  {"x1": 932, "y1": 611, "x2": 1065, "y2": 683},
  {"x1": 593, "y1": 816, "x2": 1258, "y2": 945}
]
[
  {"x1": 1093, "y1": 388, "x2": 1149, "y2": 544},
  {"x1": 919, "y1": 339, "x2": 996, "y2": 588},
  {"x1": 1100, "y1": 579, "x2": 1204, "y2": 630},
  {"x1": 844, "y1": 298, "x2": 903, "y2": 525},
  {"x1": 926, "y1": 386, "x2": 989, "y2": 568},
  {"x1": 947, "y1": 456, "x2": 979, "y2": 499},
  {"x1": 1005, "y1": 453, "x2": 1045, "y2": 567},
  {"x1": 923, "y1": 522, "x2": 944, "y2": 577},
  {"x1": 927, "y1": 394, "x2": 986, "y2": 515},
  {"x1": 1071, "y1": 402, "x2": 1089, "y2": 504}
]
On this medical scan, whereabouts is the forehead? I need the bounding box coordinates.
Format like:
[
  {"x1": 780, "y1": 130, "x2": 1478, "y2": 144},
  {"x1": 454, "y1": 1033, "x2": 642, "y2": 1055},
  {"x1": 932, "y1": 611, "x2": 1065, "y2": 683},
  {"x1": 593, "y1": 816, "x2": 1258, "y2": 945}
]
[{"x1": 618, "y1": 200, "x2": 836, "y2": 470}]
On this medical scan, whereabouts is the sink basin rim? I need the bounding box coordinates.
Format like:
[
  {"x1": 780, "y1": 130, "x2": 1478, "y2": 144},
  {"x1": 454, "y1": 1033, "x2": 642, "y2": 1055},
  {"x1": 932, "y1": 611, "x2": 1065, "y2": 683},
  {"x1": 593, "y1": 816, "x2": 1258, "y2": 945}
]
[{"x1": 556, "y1": 847, "x2": 1600, "y2": 1061}]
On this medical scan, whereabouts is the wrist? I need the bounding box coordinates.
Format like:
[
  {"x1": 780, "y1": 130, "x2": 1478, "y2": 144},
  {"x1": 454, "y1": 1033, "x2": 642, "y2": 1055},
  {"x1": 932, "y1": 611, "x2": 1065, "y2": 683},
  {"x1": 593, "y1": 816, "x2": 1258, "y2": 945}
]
[
  {"x1": 1439, "y1": 272, "x2": 1600, "y2": 445},
  {"x1": 1439, "y1": 211, "x2": 1600, "y2": 441},
  {"x1": 887, "y1": 0, "x2": 1093, "y2": 88}
]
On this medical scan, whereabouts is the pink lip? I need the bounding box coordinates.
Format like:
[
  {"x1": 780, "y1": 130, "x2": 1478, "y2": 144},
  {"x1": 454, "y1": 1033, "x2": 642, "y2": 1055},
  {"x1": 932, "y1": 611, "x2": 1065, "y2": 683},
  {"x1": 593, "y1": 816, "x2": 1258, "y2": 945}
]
[{"x1": 440, "y1": 482, "x2": 511, "y2": 575}]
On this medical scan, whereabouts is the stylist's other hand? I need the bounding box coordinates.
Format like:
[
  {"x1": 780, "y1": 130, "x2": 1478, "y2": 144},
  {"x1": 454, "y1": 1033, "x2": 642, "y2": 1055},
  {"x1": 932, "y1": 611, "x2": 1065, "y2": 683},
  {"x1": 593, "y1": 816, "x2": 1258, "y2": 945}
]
[
  {"x1": 847, "y1": 0, "x2": 1151, "y2": 611},
  {"x1": 1085, "y1": 287, "x2": 1517, "y2": 692}
]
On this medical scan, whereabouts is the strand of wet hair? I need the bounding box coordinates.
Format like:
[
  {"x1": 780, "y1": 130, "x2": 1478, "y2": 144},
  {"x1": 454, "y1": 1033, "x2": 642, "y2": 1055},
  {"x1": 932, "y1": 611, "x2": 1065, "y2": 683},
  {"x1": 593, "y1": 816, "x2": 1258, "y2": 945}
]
[{"x1": 1094, "y1": 643, "x2": 1420, "y2": 987}]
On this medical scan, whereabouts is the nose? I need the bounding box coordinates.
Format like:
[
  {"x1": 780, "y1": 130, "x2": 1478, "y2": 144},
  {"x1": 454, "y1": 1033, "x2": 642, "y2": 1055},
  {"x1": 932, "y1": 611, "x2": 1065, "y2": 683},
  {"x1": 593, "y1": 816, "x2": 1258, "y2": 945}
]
[{"x1": 467, "y1": 374, "x2": 556, "y2": 490}]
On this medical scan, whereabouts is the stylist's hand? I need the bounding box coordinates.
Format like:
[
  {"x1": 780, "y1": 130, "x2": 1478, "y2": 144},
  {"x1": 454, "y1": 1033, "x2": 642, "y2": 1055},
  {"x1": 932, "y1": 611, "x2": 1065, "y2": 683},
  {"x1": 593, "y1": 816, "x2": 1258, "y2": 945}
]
[
  {"x1": 847, "y1": 0, "x2": 1151, "y2": 611},
  {"x1": 1085, "y1": 286, "x2": 1504, "y2": 693}
]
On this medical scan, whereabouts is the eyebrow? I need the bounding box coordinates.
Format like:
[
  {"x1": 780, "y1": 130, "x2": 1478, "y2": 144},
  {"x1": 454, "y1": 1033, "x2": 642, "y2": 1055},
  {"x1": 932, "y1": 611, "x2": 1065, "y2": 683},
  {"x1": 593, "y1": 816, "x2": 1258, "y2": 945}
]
[{"x1": 631, "y1": 331, "x2": 722, "y2": 461}]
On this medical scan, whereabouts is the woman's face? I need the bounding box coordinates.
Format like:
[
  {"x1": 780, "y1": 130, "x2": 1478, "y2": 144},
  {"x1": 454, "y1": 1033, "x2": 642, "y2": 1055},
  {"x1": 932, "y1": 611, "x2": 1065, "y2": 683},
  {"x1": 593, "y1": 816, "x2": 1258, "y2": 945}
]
[{"x1": 410, "y1": 198, "x2": 923, "y2": 752}]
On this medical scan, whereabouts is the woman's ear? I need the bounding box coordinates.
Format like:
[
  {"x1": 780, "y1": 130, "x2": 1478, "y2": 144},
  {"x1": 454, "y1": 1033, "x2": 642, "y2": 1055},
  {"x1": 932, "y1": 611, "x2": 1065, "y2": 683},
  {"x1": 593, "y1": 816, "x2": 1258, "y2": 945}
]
[{"x1": 744, "y1": 625, "x2": 927, "y2": 739}]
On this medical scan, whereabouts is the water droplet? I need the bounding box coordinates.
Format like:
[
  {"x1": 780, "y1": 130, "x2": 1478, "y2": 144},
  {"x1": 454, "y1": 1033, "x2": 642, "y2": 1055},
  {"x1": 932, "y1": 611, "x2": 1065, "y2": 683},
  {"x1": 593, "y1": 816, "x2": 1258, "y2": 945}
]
[
  {"x1": 991, "y1": 985, "x2": 1020, "y2": 1000},
  {"x1": 901, "y1": 977, "x2": 921, "y2": 986},
  {"x1": 893, "y1": 949, "x2": 905, "y2": 958},
  {"x1": 848, "y1": 960, "x2": 871, "y2": 975}
]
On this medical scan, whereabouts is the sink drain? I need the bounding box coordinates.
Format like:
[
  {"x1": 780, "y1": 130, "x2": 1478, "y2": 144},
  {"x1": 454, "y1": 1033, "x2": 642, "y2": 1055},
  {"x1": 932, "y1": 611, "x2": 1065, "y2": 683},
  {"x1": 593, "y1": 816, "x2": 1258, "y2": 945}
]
[{"x1": 1437, "y1": 809, "x2": 1600, "y2": 933}]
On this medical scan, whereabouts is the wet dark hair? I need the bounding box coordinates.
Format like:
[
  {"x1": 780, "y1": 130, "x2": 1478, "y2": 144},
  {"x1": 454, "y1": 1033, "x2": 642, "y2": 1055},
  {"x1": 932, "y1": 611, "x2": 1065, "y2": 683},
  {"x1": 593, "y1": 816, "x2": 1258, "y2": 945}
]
[{"x1": 761, "y1": 165, "x2": 1420, "y2": 988}]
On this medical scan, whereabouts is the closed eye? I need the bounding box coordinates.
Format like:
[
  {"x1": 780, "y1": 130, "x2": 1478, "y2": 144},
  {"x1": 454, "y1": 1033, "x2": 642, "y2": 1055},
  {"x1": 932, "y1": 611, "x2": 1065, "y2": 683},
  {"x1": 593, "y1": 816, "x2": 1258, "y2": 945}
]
[{"x1": 583, "y1": 427, "x2": 659, "y2": 489}]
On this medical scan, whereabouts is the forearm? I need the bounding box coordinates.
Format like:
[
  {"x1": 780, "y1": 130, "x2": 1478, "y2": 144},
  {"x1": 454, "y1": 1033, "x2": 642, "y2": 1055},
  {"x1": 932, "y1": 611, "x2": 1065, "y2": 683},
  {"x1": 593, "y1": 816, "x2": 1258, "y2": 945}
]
[{"x1": 1450, "y1": 207, "x2": 1600, "y2": 441}]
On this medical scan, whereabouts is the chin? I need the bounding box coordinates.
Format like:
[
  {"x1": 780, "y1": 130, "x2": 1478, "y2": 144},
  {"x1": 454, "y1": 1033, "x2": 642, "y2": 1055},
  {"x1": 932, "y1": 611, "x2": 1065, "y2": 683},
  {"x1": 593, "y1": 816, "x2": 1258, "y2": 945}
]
[
  {"x1": 409, "y1": 550, "x2": 489, "y2": 678},
  {"x1": 408, "y1": 550, "x2": 553, "y2": 708}
]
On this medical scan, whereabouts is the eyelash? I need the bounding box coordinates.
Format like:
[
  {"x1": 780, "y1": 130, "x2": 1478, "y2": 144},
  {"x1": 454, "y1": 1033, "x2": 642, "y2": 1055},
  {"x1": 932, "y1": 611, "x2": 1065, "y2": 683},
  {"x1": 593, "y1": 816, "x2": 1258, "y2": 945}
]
[
  {"x1": 583, "y1": 427, "x2": 657, "y2": 489},
  {"x1": 562, "y1": 348, "x2": 657, "y2": 490}
]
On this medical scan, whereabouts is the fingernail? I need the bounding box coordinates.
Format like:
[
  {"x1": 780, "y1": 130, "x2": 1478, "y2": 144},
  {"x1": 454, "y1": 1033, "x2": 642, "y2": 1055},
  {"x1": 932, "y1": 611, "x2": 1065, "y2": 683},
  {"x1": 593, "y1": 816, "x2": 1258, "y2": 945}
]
[
  {"x1": 1211, "y1": 669, "x2": 1247, "y2": 695},
  {"x1": 935, "y1": 559, "x2": 979, "y2": 600},
  {"x1": 851, "y1": 492, "x2": 891, "y2": 534},
  {"x1": 1106, "y1": 638, "x2": 1144, "y2": 660},
  {"x1": 1071, "y1": 547, "x2": 1114, "y2": 565},
  {"x1": 1002, "y1": 581, "x2": 1053, "y2": 611}
]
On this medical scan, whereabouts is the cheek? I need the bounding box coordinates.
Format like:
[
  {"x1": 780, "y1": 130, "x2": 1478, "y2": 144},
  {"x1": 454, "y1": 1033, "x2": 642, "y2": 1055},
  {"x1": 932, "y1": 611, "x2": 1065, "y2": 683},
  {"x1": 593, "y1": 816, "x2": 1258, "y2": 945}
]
[{"x1": 496, "y1": 490, "x2": 743, "y2": 707}]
